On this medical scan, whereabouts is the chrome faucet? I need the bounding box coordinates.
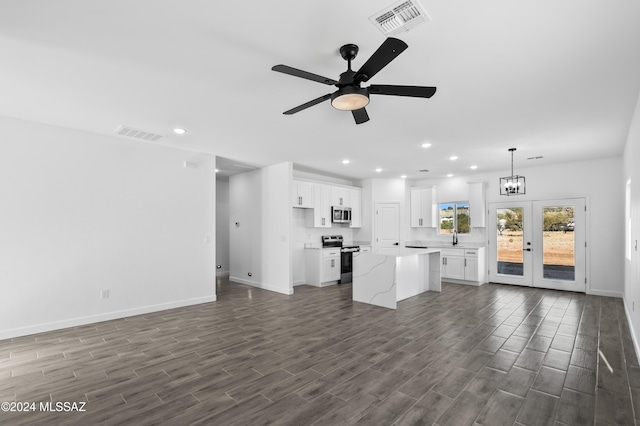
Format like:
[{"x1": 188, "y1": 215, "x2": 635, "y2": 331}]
[{"x1": 453, "y1": 230, "x2": 458, "y2": 246}]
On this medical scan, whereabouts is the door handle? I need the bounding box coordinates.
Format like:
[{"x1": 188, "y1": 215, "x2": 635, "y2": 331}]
[
  {"x1": 393, "y1": 242, "x2": 399, "y2": 246},
  {"x1": 523, "y1": 248, "x2": 532, "y2": 251}
]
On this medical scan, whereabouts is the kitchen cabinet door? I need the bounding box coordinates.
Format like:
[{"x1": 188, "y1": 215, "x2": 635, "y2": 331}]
[
  {"x1": 410, "y1": 187, "x2": 436, "y2": 227},
  {"x1": 331, "y1": 186, "x2": 350, "y2": 207},
  {"x1": 322, "y1": 256, "x2": 341, "y2": 282},
  {"x1": 349, "y1": 188, "x2": 362, "y2": 228},
  {"x1": 468, "y1": 182, "x2": 486, "y2": 228},
  {"x1": 292, "y1": 180, "x2": 314, "y2": 208},
  {"x1": 311, "y1": 183, "x2": 331, "y2": 228},
  {"x1": 465, "y1": 256, "x2": 479, "y2": 281},
  {"x1": 443, "y1": 255, "x2": 466, "y2": 280}
]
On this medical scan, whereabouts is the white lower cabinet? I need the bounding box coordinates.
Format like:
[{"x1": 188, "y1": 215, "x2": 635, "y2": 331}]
[
  {"x1": 441, "y1": 247, "x2": 486, "y2": 284},
  {"x1": 305, "y1": 248, "x2": 341, "y2": 286},
  {"x1": 442, "y1": 249, "x2": 466, "y2": 280}
]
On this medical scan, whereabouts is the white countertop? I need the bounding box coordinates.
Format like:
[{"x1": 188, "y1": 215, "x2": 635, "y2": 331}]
[
  {"x1": 362, "y1": 248, "x2": 441, "y2": 257},
  {"x1": 405, "y1": 240, "x2": 486, "y2": 249}
]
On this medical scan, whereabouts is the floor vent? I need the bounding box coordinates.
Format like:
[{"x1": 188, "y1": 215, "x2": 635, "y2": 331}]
[
  {"x1": 369, "y1": 0, "x2": 430, "y2": 36},
  {"x1": 114, "y1": 125, "x2": 164, "y2": 142}
]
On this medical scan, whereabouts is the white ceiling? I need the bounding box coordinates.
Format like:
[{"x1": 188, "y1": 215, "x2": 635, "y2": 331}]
[{"x1": 1, "y1": 1, "x2": 640, "y2": 180}]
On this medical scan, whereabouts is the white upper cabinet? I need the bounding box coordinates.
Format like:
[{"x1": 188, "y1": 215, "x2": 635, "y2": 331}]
[
  {"x1": 468, "y1": 181, "x2": 486, "y2": 228},
  {"x1": 310, "y1": 183, "x2": 331, "y2": 228},
  {"x1": 292, "y1": 179, "x2": 314, "y2": 208},
  {"x1": 331, "y1": 186, "x2": 350, "y2": 207},
  {"x1": 349, "y1": 188, "x2": 362, "y2": 228},
  {"x1": 410, "y1": 186, "x2": 437, "y2": 227},
  {"x1": 294, "y1": 177, "x2": 362, "y2": 228}
]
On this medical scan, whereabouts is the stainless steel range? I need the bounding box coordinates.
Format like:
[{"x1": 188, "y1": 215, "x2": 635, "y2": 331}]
[{"x1": 321, "y1": 235, "x2": 360, "y2": 284}]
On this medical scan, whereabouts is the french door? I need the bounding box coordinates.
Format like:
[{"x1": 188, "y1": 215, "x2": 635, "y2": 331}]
[{"x1": 488, "y1": 198, "x2": 586, "y2": 292}]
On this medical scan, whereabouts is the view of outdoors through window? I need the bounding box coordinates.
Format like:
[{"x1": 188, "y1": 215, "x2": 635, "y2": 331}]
[
  {"x1": 439, "y1": 202, "x2": 470, "y2": 234},
  {"x1": 496, "y1": 206, "x2": 575, "y2": 280},
  {"x1": 542, "y1": 206, "x2": 575, "y2": 280}
]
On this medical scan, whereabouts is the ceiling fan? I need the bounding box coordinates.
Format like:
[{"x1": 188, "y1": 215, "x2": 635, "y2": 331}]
[{"x1": 272, "y1": 37, "x2": 436, "y2": 125}]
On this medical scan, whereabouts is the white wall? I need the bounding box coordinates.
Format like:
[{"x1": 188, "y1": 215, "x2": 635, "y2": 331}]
[
  {"x1": 215, "y1": 179, "x2": 230, "y2": 276},
  {"x1": 229, "y1": 163, "x2": 292, "y2": 294},
  {"x1": 0, "y1": 116, "x2": 216, "y2": 340},
  {"x1": 413, "y1": 157, "x2": 624, "y2": 297},
  {"x1": 624, "y1": 90, "x2": 640, "y2": 357}
]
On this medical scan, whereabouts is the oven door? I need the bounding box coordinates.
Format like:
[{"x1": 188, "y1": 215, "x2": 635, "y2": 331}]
[
  {"x1": 340, "y1": 250, "x2": 352, "y2": 283},
  {"x1": 340, "y1": 247, "x2": 359, "y2": 283}
]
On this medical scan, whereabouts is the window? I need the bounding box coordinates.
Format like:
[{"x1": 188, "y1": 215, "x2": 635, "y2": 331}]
[{"x1": 440, "y1": 202, "x2": 470, "y2": 234}]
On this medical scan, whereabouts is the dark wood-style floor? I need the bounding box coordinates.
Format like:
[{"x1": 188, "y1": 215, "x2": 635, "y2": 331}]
[{"x1": 1, "y1": 278, "x2": 639, "y2": 425}]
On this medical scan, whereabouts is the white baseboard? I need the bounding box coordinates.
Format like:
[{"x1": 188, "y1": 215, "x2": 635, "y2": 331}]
[
  {"x1": 216, "y1": 270, "x2": 230, "y2": 277},
  {"x1": 589, "y1": 289, "x2": 623, "y2": 298},
  {"x1": 623, "y1": 297, "x2": 640, "y2": 365},
  {"x1": 293, "y1": 279, "x2": 306, "y2": 287},
  {"x1": 0, "y1": 295, "x2": 217, "y2": 341},
  {"x1": 229, "y1": 276, "x2": 293, "y2": 295}
]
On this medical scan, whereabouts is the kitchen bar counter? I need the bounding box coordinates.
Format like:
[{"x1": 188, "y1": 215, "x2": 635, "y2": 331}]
[{"x1": 352, "y1": 249, "x2": 441, "y2": 310}]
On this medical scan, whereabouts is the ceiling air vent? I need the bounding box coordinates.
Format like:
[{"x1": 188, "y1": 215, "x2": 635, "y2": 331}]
[
  {"x1": 418, "y1": 169, "x2": 430, "y2": 173},
  {"x1": 114, "y1": 125, "x2": 163, "y2": 142},
  {"x1": 369, "y1": 0, "x2": 430, "y2": 36}
]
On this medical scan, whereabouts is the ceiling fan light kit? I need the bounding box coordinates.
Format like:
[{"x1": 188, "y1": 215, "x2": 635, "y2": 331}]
[
  {"x1": 272, "y1": 37, "x2": 436, "y2": 124},
  {"x1": 500, "y1": 148, "x2": 526, "y2": 196},
  {"x1": 331, "y1": 86, "x2": 370, "y2": 111}
]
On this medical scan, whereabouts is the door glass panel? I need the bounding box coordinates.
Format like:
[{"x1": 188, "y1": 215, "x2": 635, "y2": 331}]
[
  {"x1": 542, "y1": 206, "x2": 575, "y2": 281},
  {"x1": 497, "y1": 207, "x2": 524, "y2": 276}
]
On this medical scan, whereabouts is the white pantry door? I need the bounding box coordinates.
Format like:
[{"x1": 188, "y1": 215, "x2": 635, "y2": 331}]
[{"x1": 375, "y1": 203, "x2": 400, "y2": 254}]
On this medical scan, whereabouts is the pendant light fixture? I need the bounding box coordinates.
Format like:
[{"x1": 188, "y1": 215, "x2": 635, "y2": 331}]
[{"x1": 500, "y1": 148, "x2": 526, "y2": 196}]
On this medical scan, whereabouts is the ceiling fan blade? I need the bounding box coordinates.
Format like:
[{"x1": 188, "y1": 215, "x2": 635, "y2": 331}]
[
  {"x1": 272, "y1": 65, "x2": 338, "y2": 85},
  {"x1": 283, "y1": 93, "x2": 332, "y2": 115},
  {"x1": 368, "y1": 85, "x2": 437, "y2": 98},
  {"x1": 354, "y1": 38, "x2": 408, "y2": 83},
  {"x1": 352, "y1": 108, "x2": 370, "y2": 125}
]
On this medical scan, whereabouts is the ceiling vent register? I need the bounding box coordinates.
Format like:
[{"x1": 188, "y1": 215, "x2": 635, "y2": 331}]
[
  {"x1": 114, "y1": 125, "x2": 163, "y2": 142},
  {"x1": 369, "y1": 0, "x2": 430, "y2": 36}
]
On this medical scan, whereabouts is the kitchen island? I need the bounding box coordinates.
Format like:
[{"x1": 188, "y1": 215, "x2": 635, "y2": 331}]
[{"x1": 352, "y1": 248, "x2": 441, "y2": 309}]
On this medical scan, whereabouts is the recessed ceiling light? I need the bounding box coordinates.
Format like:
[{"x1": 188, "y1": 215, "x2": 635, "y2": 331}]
[
  {"x1": 449, "y1": 156, "x2": 458, "y2": 161},
  {"x1": 447, "y1": 174, "x2": 453, "y2": 178},
  {"x1": 342, "y1": 159, "x2": 350, "y2": 164},
  {"x1": 470, "y1": 165, "x2": 478, "y2": 170},
  {"x1": 173, "y1": 128, "x2": 186, "y2": 135},
  {"x1": 375, "y1": 168, "x2": 382, "y2": 173},
  {"x1": 401, "y1": 175, "x2": 407, "y2": 179},
  {"x1": 421, "y1": 143, "x2": 432, "y2": 148}
]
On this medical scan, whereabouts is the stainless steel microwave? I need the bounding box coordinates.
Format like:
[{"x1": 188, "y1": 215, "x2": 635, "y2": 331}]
[{"x1": 332, "y1": 206, "x2": 352, "y2": 223}]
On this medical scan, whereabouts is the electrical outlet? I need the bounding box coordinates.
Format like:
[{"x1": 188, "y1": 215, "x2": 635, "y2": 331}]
[{"x1": 101, "y1": 290, "x2": 110, "y2": 300}]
